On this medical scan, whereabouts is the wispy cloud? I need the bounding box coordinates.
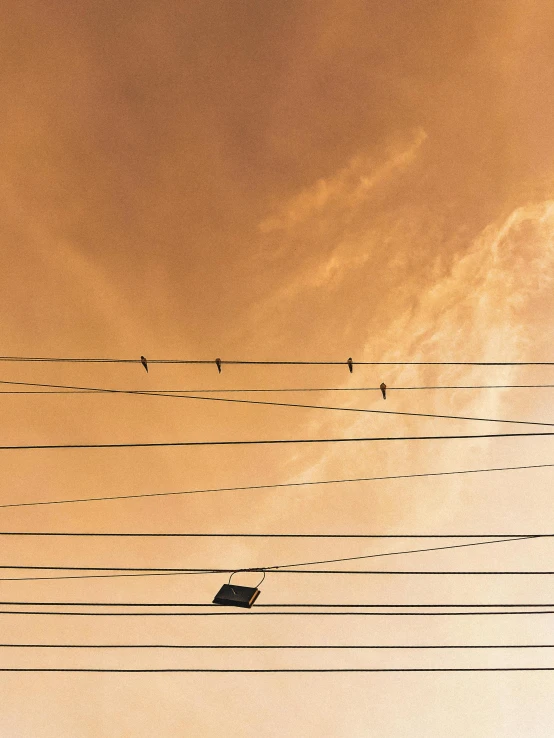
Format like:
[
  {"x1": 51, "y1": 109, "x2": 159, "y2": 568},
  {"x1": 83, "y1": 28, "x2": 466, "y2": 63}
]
[
  {"x1": 296, "y1": 200, "x2": 554, "y2": 495},
  {"x1": 259, "y1": 128, "x2": 427, "y2": 234}
]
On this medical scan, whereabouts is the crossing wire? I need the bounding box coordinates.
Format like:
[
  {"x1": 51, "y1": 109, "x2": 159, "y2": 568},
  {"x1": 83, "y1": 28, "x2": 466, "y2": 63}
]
[
  {"x1": 231, "y1": 535, "x2": 540, "y2": 572},
  {"x1": 1, "y1": 379, "x2": 552, "y2": 428},
  {"x1": 3, "y1": 570, "x2": 554, "y2": 583},
  {"x1": 0, "y1": 534, "x2": 538, "y2": 577},
  {"x1": 2, "y1": 432, "x2": 554, "y2": 451},
  {"x1": 0, "y1": 462, "x2": 550, "y2": 509},
  {"x1": 0, "y1": 535, "x2": 543, "y2": 582}
]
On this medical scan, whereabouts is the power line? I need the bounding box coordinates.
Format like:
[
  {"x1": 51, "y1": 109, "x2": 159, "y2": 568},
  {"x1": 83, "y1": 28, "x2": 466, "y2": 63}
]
[
  {"x1": 2, "y1": 385, "x2": 554, "y2": 394},
  {"x1": 241, "y1": 535, "x2": 540, "y2": 572},
  {"x1": 0, "y1": 536, "x2": 542, "y2": 583},
  {"x1": 0, "y1": 462, "x2": 550, "y2": 509},
  {"x1": 4, "y1": 379, "x2": 553, "y2": 428},
  {"x1": 3, "y1": 570, "x2": 554, "y2": 584},
  {"x1": 0, "y1": 572, "x2": 219, "y2": 583},
  {"x1": 0, "y1": 535, "x2": 537, "y2": 581},
  {"x1": 1, "y1": 356, "x2": 553, "y2": 366},
  {"x1": 2, "y1": 432, "x2": 553, "y2": 452},
  {"x1": 2, "y1": 667, "x2": 554, "y2": 672},
  {"x1": 0, "y1": 535, "x2": 540, "y2": 586},
  {"x1": 1, "y1": 610, "x2": 554, "y2": 616},
  {"x1": 1, "y1": 643, "x2": 553, "y2": 649},
  {"x1": 0, "y1": 532, "x2": 552, "y2": 538},
  {"x1": 1, "y1": 602, "x2": 553, "y2": 608}
]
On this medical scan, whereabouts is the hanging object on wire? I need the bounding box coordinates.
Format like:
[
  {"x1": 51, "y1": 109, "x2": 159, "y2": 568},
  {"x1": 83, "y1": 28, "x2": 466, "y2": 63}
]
[
  {"x1": 347, "y1": 357, "x2": 353, "y2": 373},
  {"x1": 215, "y1": 358, "x2": 222, "y2": 374},
  {"x1": 140, "y1": 356, "x2": 148, "y2": 373},
  {"x1": 213, "y1": 571, "x2": 265, "y2": 608},
  {"x1": 380, "y1": 382, "x2": 387, "y2": 399}
]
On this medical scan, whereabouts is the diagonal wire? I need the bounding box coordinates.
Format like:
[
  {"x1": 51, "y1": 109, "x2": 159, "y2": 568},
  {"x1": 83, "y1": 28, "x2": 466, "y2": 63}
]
[
  {"x1": 2, "y1": 384, "x2": 554, "y2": 394},
  {"x1": 0, "y1": 462, "x2": 550, "y2": 509},
  {"x1": 240, "y1": 536, "x2": 540, "y2": 573},
  {"x1": 0, "y1": 382, "x2": 554, "y2": 397},
  {"x1": 2, "y1": 569, "x2": 554, "y2": 583},
  {"x1": 0, "y1": 535, "x2": 541, "y2": 583},
  {"x1": 1, "y1": 432, "x2": 554, "y2": 451},
  {"x1": 1, "y1": 379, "x2": 552, "y2": 428}
]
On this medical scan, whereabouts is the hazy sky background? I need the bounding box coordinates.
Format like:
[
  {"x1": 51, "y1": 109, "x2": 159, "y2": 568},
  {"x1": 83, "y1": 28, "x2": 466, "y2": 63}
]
[{"x1": 1, "y1": 1, "x2": 554, "y2": 736}]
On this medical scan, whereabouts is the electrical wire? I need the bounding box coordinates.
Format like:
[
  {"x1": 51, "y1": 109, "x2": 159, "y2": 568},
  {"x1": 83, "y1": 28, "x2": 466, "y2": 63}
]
[
  {"x1": 0, "y1": 462, "x2": 550, "y2": 509},
  {"x1": 0, "y1": 534, "x2": 538, "y2": 574},
  {"x1": 1, "y1": 643, "x2": 553, "y2": 649},
  {"x1": 1, "y1": 379, "x2": 552, "y2": 428},
  {"x1": 0, "y1": 602, "x2": 553, "y2": 608},
  {"x1": 2, "y1": 384, "x2": 554, "y2": 394},
  {"x1": 229, "y1": 536, "x2": 542, "y2": 572},
  {"x1": 0, "y1": 532, "x2": 552, "y2": 538},
  {"x1": 1, "y1": 356, "x2": 553, "y2": 366},
  {"x1": 0, "y1": 666, "x2": 554, "y2": 674},
  {"x1": 1, "y1": 610, "x2": 554, "y2": 616},
  {"x1": 0, "y1": 535, "x2": 541, "y2": 583},
  {"x1": 2, "y1": 432, "x2": 554, "y2": 451},
  {"x1": 2, "y1": 570, "x2": 554, "y2": 584}
]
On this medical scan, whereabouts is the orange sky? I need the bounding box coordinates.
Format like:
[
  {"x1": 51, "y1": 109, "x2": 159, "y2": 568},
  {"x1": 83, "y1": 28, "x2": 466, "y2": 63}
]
[{"x1": 1, "y1": 1, "x2": 554, "y2": 735}]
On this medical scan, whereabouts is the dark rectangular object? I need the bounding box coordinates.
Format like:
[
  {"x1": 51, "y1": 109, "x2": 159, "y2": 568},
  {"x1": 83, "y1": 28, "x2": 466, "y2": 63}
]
[{"x1": 213, "y1": 584, "x2": 261, "y2": 608}]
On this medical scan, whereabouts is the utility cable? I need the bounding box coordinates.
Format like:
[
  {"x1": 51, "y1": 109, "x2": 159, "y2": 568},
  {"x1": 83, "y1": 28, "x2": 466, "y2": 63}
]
[
  {"x1": 0, "y1": 462, "x2": 550, "y2": 509},
  {"x1": 1, "y1": 643, "x2": 553, "y2": 649},
  {"x1": 2, "y1": 384, "x2": 554, "y2": 394},
  {"x1": 2, "y1": 667, "x2": 554, "y2": 672},
  {"x1": 1, "y1": 610, "x2": 554, "y2": 616},
  {"x1": 1, "y1": 379, "x2": 552, "y2": 428},
  {"x1": 3, "y1": 570, "x2": 554, "y2": 584},
  {"x1": 0, "y1": 534, "x2": 539, "y2": 569},
  {"x1": 1, "y1": 356, "x2": 553, "y2": 366},
  {"x1": 0, "y1": 535, "x2": 540, "y2": 584},
  {"x1": 2, "y1": 432, "x2": 553, "y2": 451},
  {"x1": 0, "y1": 532, "x2": 552, "y2": 538},
  {"x1": 0, "y1": 601, "x2": 553, "y2": 608},
  {"x1": 235, "y1": 536, "x2": 541, "y2": 573}
]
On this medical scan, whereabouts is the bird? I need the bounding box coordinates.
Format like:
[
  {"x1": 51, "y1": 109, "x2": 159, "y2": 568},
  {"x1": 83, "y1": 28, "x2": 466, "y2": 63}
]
[
  {"x1": 347, "y1": 357, "x2": 353, "y2": 373},
  {"x1": 140, "y1": 356, "x2": 148, "y2": 373},
  {"x1": 215, "y1": 358, "x2": 222, "y2": 373},
  {"x1": 380, "y1": 382, "x2": 386, "y2": 399}
]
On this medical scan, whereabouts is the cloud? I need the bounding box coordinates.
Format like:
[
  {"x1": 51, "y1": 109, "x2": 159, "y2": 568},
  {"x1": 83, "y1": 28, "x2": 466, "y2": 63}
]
[
  {"x1": 241, "y1": 130, "x2": 430, "y2": 349},
  {"x1": 258, "y1": 128, "x2": 427, "y2": 234},
  {"x1": 252, "y1": 198, "x2": 554, "y2": 502},
  {"x1": 386, "y1": 200, "x2": 554, "y2": 367}
]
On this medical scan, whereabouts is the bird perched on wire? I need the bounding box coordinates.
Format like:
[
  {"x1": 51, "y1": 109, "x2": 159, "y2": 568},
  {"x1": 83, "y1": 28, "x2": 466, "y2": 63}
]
[
  {"x1": 215, "y1": 358, "x2": 222, "y2": 373},
  {"x1": 140, "y1": 356, "x2": 148, "y2": 373},
  {"x1": 380, "y1": 382, "x2": 386, "y2": 399},
  {"x1": 347, "y1": 357, "x2": 353, "y2": 373}
]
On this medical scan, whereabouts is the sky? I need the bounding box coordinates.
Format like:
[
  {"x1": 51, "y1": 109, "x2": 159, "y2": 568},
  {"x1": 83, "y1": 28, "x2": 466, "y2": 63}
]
[{"x1": 1, "y1": 0, "x2": 554, "y2": 735}]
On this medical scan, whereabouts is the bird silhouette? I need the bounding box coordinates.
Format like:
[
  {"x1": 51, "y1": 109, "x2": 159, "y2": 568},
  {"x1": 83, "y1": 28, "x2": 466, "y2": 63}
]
[
  {"x1": 215, "y1": 358, "x2": 222, "y2": 373},
  {"x1": 380, "y1": 382, "x2": 386, "y2": 399},
  {"x1": 347, "y1": 357, "x2": 353, "y2": 373},
  {"x1": 140, "y1": 356, "x2": 148, "y2": 373}
]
